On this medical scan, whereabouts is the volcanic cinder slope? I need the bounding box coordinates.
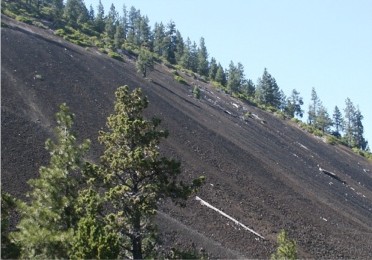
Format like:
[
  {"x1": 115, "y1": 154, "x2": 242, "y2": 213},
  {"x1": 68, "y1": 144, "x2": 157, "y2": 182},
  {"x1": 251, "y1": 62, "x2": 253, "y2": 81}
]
[{"x1": 2, "y1": 16, "x2": 372, "y2": 258}]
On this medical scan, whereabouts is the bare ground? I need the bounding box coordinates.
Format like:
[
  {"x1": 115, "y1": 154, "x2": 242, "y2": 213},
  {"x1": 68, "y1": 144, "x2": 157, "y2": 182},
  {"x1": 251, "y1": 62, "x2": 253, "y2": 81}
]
[{"x1": 2, "y1": 16, "x2": 372, "y2": 258}]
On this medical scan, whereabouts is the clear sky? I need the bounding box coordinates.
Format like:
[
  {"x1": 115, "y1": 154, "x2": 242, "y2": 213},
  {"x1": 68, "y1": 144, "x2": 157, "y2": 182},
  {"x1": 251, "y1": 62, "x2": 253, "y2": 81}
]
[{"x1": 85, "y1": 0, "x2": 372, "y2": 146}]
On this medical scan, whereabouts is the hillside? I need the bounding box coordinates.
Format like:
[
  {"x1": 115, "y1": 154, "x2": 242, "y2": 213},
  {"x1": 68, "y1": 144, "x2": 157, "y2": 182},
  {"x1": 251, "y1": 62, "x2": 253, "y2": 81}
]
[{"x1": 2, "y1": 16, "x2": 372, "y2": 258}]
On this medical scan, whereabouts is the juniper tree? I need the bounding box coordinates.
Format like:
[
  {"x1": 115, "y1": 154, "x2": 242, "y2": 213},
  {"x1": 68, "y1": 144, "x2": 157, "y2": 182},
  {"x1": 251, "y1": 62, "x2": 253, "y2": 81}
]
[
  {"x1": 11, "y1": 104, "x2": 90, "y2": 259},
  {"x1": 98, "y1": 86, "x2": 204, "y2": 259}
]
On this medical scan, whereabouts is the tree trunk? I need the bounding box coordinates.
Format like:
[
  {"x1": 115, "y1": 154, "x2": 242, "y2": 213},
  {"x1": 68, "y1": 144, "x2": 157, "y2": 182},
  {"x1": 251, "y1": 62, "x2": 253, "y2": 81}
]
[{"x1": 131, "y1": 210, "x2": 142, "y2": 259}]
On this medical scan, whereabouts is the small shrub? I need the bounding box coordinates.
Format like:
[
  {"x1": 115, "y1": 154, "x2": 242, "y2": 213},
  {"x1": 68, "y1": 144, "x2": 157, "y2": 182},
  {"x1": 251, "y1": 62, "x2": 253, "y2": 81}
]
[
  {"x1": 174, "y1": 75, "x2": 188, "y2": 85},
  {"x1": 32, "y1": 20, "x2": 48, "y2": 29},
  {"x1": 54, "y1": 29, "x2": 66, "y2": 37},
  {"x1": 193, "y1": 86, "x2": 201, "y2": 99},
  {"x1": 271, "y1": 230, "x2": 297, "y2": 260},
  {"x1": 326, "y1": 135, "x2": 339, "y2": 145},
  {"x1": 15, "y1": 15, "x2": 33, "y2": 24},
  {"x1": 108, "y1": 51, "x2": 124, "y2": 61}
]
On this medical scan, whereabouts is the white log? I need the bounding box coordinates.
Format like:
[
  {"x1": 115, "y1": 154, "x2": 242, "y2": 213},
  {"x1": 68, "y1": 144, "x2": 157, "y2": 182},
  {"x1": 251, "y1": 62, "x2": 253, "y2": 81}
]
[{"x1": 195, "y1": 196, "x2": 265, "y2": 239}]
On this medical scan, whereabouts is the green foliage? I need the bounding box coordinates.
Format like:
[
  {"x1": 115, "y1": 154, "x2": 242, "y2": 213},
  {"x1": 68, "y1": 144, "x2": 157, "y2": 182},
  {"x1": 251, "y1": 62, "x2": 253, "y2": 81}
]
[
  {"x1": 271, "y1": 230, "x2": 297, "y2": 260},
  {"x1": 15, "y1": 15, "x2": 33, "y2": 24},
  {"x1": 174, "y1": 75, "x2": 188, "y2": 85},
  {"x1": 136, "y1": 49, "x2": 154, "y2": 77},
  {"x1": 70, "y1": 187, "x2": 120, "y2": 259},
  {"x1": 326, "y1": 135, "x2": 340, "y2": 145},
  {"x1": 11, "y1": 104, "x2": 90, "y2": 259},
  {"x1": 108, "y1": 51, "x2": 124, "y2": 61},
  {"x1": 1, "y1": 193, "x2": 20, "y2": 259},
  {"x1": 97, "y1": 86, "x2": 204, "y2": 259},
  {"x1": 193, "y1": 85, "x2": 201, "y2": 99}
]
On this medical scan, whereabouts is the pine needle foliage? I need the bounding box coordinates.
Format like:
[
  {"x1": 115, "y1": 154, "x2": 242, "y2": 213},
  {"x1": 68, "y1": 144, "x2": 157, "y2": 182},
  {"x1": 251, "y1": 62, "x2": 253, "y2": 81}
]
[
  {"x1": 11, "y1": 104, "x2": 90, "y2": 259},
  {"x1": 98, "y1": 86, "x2": 205, "y2": 259},
  {"x1": 271, "y1": 229, "x2": 297, "y2": 260}
]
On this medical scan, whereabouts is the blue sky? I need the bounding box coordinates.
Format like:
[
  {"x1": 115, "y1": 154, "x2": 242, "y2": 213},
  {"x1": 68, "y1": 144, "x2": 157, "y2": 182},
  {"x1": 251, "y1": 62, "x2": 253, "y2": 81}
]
[{"x1": 85, "y1": 0, "x2": 372, "y2": 146}]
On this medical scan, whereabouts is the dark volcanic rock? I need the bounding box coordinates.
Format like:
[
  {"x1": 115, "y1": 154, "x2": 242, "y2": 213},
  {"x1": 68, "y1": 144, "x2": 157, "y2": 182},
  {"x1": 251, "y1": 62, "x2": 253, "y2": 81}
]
[{"x1": 2, "y1": 15, "x2": 372, "y2": 258}]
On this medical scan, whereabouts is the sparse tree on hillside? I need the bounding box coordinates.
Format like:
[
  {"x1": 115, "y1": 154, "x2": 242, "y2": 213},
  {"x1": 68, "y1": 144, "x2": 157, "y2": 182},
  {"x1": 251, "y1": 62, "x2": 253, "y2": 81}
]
[
  {"x1": 105, "y1": 3, "x2": 118, "y2": 38},
  {"x1": 241, "y1": 79, "x2": 256, "y2": 97},
  {"x1": 11, "y1": 104, "x2": 90, "y2": 259},
  {"x1": 344, "y1": 98, "x2": 356, "y2": 147},
  {"x1": 97, "y1": 86, "x2": 205, "y2": 259},
  {"x1": 332, "y1": 106, "x2": 344, "y2": 137},
  {"x1": 197, "y1": 37, "x2": 209, "y2": 77},
  {"x1": 136, "y1": 49, "x2": 154, "y2": 77},
  {"x1": 315, "y1": 103, "x2": 332, "y2": 133},
  {"x1": 227, "y1": 61, "x2": 245, "y2": 93},
  {"x1": 352, "y1": 108, "x2": 368, "y2": 150},
  {"x1": 153, "y1": 22, "x2": 166, "y2": 56},
  {"x1": 209, "y1": 57, "x2": 218, "y2": 81},
  {"x1": 215, "y1": 63, "x2": 227, "y2": 86},
  {"x1": 308, "y1": 87, "x2": 320, "y2": 125},
  {"x1": 255, "y1": 68, "x2": 281, "y2": 108},
  {"x1": 95, "y1": 0, "x2": 105, "y2": 33},
  {"x1": 284, "y1": 89, "x2": 304, "y2": 118}
]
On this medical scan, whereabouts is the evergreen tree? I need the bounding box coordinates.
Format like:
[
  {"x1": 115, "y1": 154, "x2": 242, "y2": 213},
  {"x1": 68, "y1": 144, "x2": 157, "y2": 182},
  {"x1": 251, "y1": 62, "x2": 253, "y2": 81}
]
[
  {"x1": 197, "y1": 37, "x2": 209, "y2": 77},
  {"x1": 215, "y1": 63, "x2": 227, "y2": 86},
  {"x1": 127, "y1": 6, "x2": 141, "y2": 45},
  {"x1": 315, "y1": 103, "x2": 332, "y2": 133},
  {"x1": 70, "y1": 186, "x2": 120, "y2": 259},
  {"x1": 64, "y1": 0, "x2": 89, "y2": 26},
  {"x1": 189, "y1": 41, "x2": 199, "y2": 72},
  {"x1": 180, "y1": 37, "x2": 192, "y2": 69},
  {"x1": 11, "y1": 104, "x2": 90, "y2": 259},
  {"x1": 95, "y1": 0, "x2": 105, "y2": 33},
  {"x1": 139, "y1": 15, "x2": 151, "y2": 48},
  {"x1": 227, "y1": 61, "x2": 244, "y2": 93},
  {"x1": 136, "y1": 49, "x2": 154, "y2": 77},
  {"x1": 153, "y1": 22, "x2": 166, "y2": 56},
  {"x1": 121, "y1": 4, "x2": 128, "y2": 40},
  {"x1": 255, "y1": 68, "x2": 281, "y2": 108},
  {"x1": 332, "y1": 106, "x2": 344, "y2": 137},
  {"x1": 88, "y1": 4, "x2": 95, "y2": 23},
  {"x1": 353, "y1": 108, "x2": 368, "y2": 150},
  {"x1": 284, "y1": 89, "x2": 304, "y2": 118},
  {"x1": 174, "y1": 30, "x2": 184, "y2": 64},
  {"x1": 308, "y1": 87, "x2": 320, "y2": 125},
  {"x1": 241, "y1": 79, "x2": 256, "y2": 97},
  {"x1": 344, "y1": 98, "x2": 356, "y2": 147},
  {"x1": 114, "y1": 23, "x2": 125, "y2": 49},
  {"x1": 209, "y1": 57, "x2": 218, "y2": 81},
  {"x1": 163, "y1": 20, "x2": 177, "y2": 64},
  {"x1": 1, "y1": 193, "x2": 20, "y2": 258},
  {"x1": 105, "y1": 3, "x2": 118, "y2": 38},
  {"x1": 98, "y1": 86, "x2": 204, "y2": 259}
]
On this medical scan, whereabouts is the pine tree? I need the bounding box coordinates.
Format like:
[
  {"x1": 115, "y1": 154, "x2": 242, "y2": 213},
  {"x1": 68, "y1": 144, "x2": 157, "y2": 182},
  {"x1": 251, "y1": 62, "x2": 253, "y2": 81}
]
[
  {"x1": 332, "y1": 106, "x2": 344, "y2": 137},
  {"x1": 315, "y1": 103, "x2": 332, "y2": 133},
  {"x1": 255, "y1": 68, "x2": 281, "y2": 108},
  {"x1": 284, "y1": 89, "x2": 304, "y2": 118},
  {"x1": 209, "y1": 57, "x2": 218, "y2": 80},
  {"x1": 70, "y1": 185, "x2": 120, "y2": 259},
  {"x1": 95, "y1": 0, "x2": 105, "y2": 33},
  {"x1": 215, "y1": 63, "x2": 227, "y2": 86},
  {"x1": 64, "y1": 0, "x2": 89, "y2": 26},
  {"x1": 180, "y1": 37, "x2": 192, "y2": 69},
  {"x1": 114, "y1": 23, "x2": 125, "y2": 49},
  {"x1": 174, "y1": 30, "x2": 184, "y2": 64},
  {"x1": 308, "y1": 87, "x2": 320, "y2": 125},
  {"x1": 153, "y1": 22, "x2": 166, "y2": 56},
  {"x1": 344, "y1": 98, "x2": 356, "y2": 147},
  {"x1": 11, "y1": 104, "x2": 90, "y2": 259},
  {"x1": 353, "y1": 108, "x2": 368, "y2": 150},
  {"x1": 1, "y1": 193, "x2": 20, "y2": 258},
  {"x1": 136, "y1": 49, "x2": 154, "y2": 77},
  {"x1": 197, "y1": 37, "x2": 209, "y2": 77},
  {"x1": 98, "y1": 86, "x2": 204, "y2": 259},
  {"x1": 105, "y1": 3, "x2": 118, "y2": 38}
]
